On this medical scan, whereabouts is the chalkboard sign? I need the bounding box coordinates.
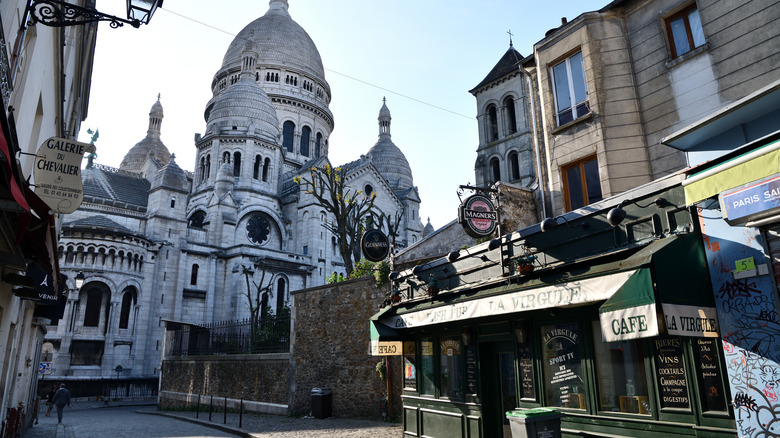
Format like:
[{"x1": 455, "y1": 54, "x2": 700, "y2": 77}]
[
  {"x1": 694, "y1": 338, "x2": 727, "y2": 412},
  {"x1": 465, "y1": 345, "x2": 477, "y2": 394},
  {"x1": 518, "y1": 343, "x2": 535, "y2": 400},
  {"x1": 652, "y1": 336, "x2": 690, "y2": 409}
]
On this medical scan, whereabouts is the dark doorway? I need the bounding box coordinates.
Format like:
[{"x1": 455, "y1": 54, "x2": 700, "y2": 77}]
[{"x1": 480, "y1": 340, "x2": 517, "y2": 438}]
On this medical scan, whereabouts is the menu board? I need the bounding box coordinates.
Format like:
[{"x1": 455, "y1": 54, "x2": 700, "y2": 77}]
[
  {"x1": 694, "y1": 338, "x2": 727, "y2": 412},
  {"x1": 465, "y1": 345, "x2": 477, "y2": 394},
  {"x1": 652, "y1": 336, "x2": 690, "y2": 409},
  {"x1": 541, "y1": 323, "x2": 584, "y2": 408},
  {"x1": 518, "y1": 343, "x2": 535, "y2": 399}
]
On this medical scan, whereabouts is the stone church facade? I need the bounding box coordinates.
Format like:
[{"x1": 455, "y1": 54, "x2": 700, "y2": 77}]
[{"x1": 45, "y1": 0, "x2": 423, "y2": 380}]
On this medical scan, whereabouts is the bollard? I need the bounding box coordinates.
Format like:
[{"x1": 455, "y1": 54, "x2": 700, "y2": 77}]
[
  {"x1": 196, "y1": 394, "x2": 201, "y2": 419},
  {"x1": 239, "y1": 398, "x2": 243, "y2": 428},
  {"x1": 224, "y1": 396, "x2": 227, "y2": 424},
  {"x1": 209, "y1": 395, "x2": 213, "y2": 421}
]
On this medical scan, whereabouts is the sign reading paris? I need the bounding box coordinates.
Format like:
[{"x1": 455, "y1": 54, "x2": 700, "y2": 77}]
[
  {"x1": 459, "y1": 193, "x2": 498, "y2": 238},
  {"x1": 361, "y1": 229, "x2": 390, "y2": 262},
  {"x1": 33, "y1": 137, "x2": 95, "y2": 214}
]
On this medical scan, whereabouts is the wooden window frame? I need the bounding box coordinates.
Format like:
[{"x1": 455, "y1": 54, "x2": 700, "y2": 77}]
[
  {"x1": 561, "y1": 155, "x2": 601, "y2": 211},
  {"x1": 665, "y1": 3, "x2": 705, "y2": 59}
]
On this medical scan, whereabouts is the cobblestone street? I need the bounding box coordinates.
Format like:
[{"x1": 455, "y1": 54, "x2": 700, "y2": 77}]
[{"x1": 22, "y1": 402, "x2": 402, "y2": 438}]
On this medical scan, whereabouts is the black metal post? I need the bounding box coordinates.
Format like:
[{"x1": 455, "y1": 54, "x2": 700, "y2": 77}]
[
  {"x1": 239, "y1": 398, "x2": 243, "y2": 428},
  {"x1": 209, "y1": 395, "x2": 213, "y2": 421},
  {"x1": 224, "y1": 396, "x2": 227, "y2": 424},
  {"x1": 196, "y1": 394, "x2": 200, "y2": 418}
]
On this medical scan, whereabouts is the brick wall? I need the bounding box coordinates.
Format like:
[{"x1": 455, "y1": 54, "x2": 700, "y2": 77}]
[{"x1": 289, "y1": 277, "x2": 402, "y2": 420}]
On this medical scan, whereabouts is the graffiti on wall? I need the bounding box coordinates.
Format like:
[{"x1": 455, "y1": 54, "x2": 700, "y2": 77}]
[{"x1": 700, "y1": 212, "x2": 780, "y2": 438}]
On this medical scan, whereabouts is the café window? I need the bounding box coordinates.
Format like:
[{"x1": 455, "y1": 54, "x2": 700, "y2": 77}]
[
  {"x1": 541, "y1": 322, "x2": 585, "y2": 409},
  {"x1": 562, "y1": 156, "x2": 602, "y2": 211},
  {"x1": 440, "y1": 337, "x2": 463, "y2": 399},
  {"x1": 420, "y1": 338, "x2": 435, "y2": 395},
  {"x1": 592, "y1": 321, "x2": 650, "y2": 414}
]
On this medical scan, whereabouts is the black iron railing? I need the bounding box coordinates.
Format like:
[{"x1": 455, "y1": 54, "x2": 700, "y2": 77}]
[{"x1": 168, "y1": 314, "x2": 290, "y2": 356}]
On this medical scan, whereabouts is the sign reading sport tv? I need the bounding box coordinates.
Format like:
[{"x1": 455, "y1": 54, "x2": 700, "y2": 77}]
[{"x1": 459, "y1": 193, "x2": 498, "y2": 238}]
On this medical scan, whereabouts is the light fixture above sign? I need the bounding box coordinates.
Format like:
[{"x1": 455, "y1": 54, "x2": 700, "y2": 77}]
[{"x1": 26, "y1": 0, "x2": 163, "y2": 28}]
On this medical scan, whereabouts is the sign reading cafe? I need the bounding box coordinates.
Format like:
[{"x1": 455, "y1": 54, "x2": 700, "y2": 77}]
[{"x1": 33, "y1": 137, "x2": 95, "y2": 214}]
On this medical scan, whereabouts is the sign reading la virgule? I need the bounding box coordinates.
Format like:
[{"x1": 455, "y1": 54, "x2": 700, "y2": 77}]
[{"x1": 33, "y1": 137, "x2": 95, "y2": 214}]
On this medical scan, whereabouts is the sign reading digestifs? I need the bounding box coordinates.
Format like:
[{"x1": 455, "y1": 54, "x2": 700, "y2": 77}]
[
  {"x1": 33, "y1": 137, "x2": 95, "y2": 213},
  {"x1": 458, "y1": 193, "x2": 498, "y2": 238}
]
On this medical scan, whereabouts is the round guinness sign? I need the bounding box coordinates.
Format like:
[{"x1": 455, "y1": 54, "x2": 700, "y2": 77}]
[
  {"x1": 361, "y1": 229, "x2": 390, "y2": 262},
  {"x1": 459, "y1": 194, "x2": 498, "y2": 238}
]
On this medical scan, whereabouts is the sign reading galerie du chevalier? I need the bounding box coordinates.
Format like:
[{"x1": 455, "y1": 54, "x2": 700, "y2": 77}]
[
  {"x1": 458, "y1": 193, "x2": 497, "y2": 238},
  {"x1": 33, "y1": 137, "x2": 95, "y2": 214}
]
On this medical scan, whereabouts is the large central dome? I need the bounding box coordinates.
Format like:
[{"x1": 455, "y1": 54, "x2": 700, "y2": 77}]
[{"x1": 220, "y1": 0, "x2": 325, "y2": 82}]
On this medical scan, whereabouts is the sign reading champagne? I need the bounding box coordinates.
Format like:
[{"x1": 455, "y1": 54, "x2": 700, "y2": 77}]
[
  {"x1": 33, "y1": 137, "x2": 95, "y2": 213},
  {"x1": 459, "y1": 193, "x2": 498, "y2": 237}
]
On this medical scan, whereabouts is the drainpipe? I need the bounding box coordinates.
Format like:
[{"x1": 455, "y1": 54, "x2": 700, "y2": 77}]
[{"x1": 519, "y1": 66, "x2": 547, "y2": 219}]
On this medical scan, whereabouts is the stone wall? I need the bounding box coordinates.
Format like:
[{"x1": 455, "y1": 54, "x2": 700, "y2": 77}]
[
  {"x1": 159, "y1": 353, "x2": 289, "y2": 409},
  {"x1": 289, "y1": 277, "x2": 402, "y2": 420}
]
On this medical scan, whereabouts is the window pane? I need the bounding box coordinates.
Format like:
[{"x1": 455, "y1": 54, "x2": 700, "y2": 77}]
[
  {"x1": 592, "y1": 321, "x2": 651, "y2": 414},
  {"x1": 440, "y1": 337, "x2": 463, "y2": 399},
  {"x1": 421, "y1": 339, "x2": 435, "y2": 395},
  {"x1": 584, "y1": 158, "x2": 602, "y2": 204},
  {"x1": 569, "y1": 52, "x2": 587, "y2": 105},
  {"x1": 566, "y1": 165, "x2": 584, "y2": 210},
  {"x1": 541, "y1": 322, "x2": 585, "y2": 409},
  {"x1": 688, "y1": 9, "x2": 705, "y2": 48},
  {"x1": 670, "y1": 16, "x2": 691, "y2": 56},
  {"x1": 553, "y1": 62, "x2": 572, "y2": 112}
]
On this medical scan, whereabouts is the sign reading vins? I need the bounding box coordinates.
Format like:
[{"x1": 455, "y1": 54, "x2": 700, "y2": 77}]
[
  {"x1": 694, "y1": 338, "x2": 727, "y2": 412},
  {"x1": 652, "y1": 336, "x2": 690, "y2": 409}
]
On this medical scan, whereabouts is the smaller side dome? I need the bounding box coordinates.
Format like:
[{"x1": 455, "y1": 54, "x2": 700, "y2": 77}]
[
  {"x1": 120, "y1": 95, "x2": 172, "y2": 173},
  {"x1": 423, "y1": 218, "x2": 434, "y2": 238},
  {"x1": 367, "y1": 98, "x2": 414, "y2": 191}
]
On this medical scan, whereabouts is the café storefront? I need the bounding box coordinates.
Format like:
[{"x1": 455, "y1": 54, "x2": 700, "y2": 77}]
[{"x1": 371, "y1": 178, "x2": 737, "y2": 437}]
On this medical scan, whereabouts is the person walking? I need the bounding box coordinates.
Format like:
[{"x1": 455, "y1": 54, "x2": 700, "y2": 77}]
[
  {"x1": 44, "y1": 385, "x2": 56, "y2": 416},
  {"x1": 52, "y1": 383, "x2": 71, "y2": 424}
]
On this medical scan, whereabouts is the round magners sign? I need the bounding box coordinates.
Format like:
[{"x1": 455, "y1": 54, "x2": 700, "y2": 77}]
[
  {"x1": 459, "y1": 194, "x2": 498, "y2": 238},
  {"x1": 361, "y1": 229, "x2": 390, "y2": 262}
]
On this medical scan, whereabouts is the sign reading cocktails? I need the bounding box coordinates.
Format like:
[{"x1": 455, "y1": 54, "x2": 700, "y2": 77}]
[{"x1": 33, "y1": 137, "x2": 95, "y2": 213}]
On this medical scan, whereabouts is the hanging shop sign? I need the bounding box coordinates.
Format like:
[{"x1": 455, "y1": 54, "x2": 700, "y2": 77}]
[
  {"x1": 33, "y1": 137, "x2": 95, "y2": 214},
  {"x1": 458, "y1": 193, "x2": 498, "y2": 238},
  {"x1": 361, "y1": 229, "x2": 390, "y2": 262}
]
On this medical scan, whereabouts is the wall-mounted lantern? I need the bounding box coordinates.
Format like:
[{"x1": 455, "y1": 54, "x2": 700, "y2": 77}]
[{"x1": 27, "y1": 0, "x2": 163, "y2": 28}]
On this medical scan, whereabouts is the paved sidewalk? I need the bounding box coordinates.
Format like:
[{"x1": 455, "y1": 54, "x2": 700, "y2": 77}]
[
  {"x1": 142, "y1": 408, "x2": 403, "y2": 438},
  {"x1": 22, "y1": 401, "x2": 403, "y2": 438}
]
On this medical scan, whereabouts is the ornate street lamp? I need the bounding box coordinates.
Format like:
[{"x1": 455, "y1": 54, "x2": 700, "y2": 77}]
[
  {"x1": 74, "y1": 271, "x2": 85, "y2": 289},
  {"x1": 27, "y1": 0, "x2": 163, "y2": 29}
]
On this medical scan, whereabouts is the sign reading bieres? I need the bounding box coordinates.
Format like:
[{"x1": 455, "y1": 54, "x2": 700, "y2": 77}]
[{"x1": 33, "y1": 137, "x2": 95, "y2": 214}]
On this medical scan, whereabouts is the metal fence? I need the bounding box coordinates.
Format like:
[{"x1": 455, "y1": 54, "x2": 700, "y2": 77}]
[
  {"x1": 168, "y1": 314, "x2": 290, "y2": 356},
  {"x1": 37, "y1": 378, "x2": 159, "y2": 400}
]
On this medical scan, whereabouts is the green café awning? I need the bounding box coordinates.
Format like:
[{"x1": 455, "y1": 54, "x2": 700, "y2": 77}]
[
  {"x1": 599, "y1": 233, "x2": 719, "y2": 342},
  {"x1": 369, "y1": 306, "x2": 402, "y2": 356}
]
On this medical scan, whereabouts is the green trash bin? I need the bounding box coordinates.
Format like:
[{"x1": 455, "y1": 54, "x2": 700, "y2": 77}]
[{"x1": 506, "y1": 408, "x2": 562, "y2": 438}]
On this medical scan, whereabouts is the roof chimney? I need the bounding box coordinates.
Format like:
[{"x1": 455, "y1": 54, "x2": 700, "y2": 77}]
[{"x1": 562, "y1": 17, "x2": 568, "y2": 25}]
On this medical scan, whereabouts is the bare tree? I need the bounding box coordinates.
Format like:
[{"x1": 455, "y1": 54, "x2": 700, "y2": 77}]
[
  {"x1": 294, "y1": 163, "x2": 375, "y2": 275},
  {"x1": 241, "y1": 260, "x2": 273, "y2": 326}
]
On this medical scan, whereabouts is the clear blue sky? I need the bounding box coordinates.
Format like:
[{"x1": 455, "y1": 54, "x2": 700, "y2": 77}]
[{"x1": 80, "y1": 0, "x2": 607, "y2": 230}]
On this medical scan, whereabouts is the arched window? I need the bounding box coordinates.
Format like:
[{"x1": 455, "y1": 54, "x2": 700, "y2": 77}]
[
  {"x1": 118, "y1": 291, "x2": 134, "y2": 329},
  {"x1": 509, "y1": 151, "x2": 520, "y2": 181},
  {"x1": 223, "y1": 151, "x2": 230, "y2": 163},
  {"x1": 300, "y1": 126, "x2": 311, "y2": 157},
  {"x1": 276, "y1": 277, "x2": 286, "y2": 313},
  {"x1": 262, "y1": 158, "x2": 270, "y2": 182},
  {"x1": 315, "y1": 133, "x2": 322, "y2": 157},
  {"x1": 488, "y1": 104, "x2": 499, "y2": 142},
  {"x1": 504, "y1": 96, "x2": 517, "y2": 134},
  {"x1": 190, "y1": 264, "x2": 199, "y2": 286},
  {"x1": 490, "y1": 158, "x2": 501, "y2": 183},
  {"x1": 283, "y1": 121, "x2": 295, "y2": 153},
  {"x1": 170, "y1": 197, "x2": 176, "y2": 209},
  {"x1": 84, "y1": 287, "x2": 103, "y2": 327},
  {"x1": 253, "y1": 155, "x2": 261, "y2": 179},
  {"x1": 188, "y1": 211, "x2": 206, "y2": 229},
  {"x1": 199, "y1": 157, "x2": 205, "y2": 183},
  {"x1": 205, "y1": 155, "x2": 211, "y2": 179},
  {"x1": 233, "y1": 152, "x2": 241, "y2": 177}
]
